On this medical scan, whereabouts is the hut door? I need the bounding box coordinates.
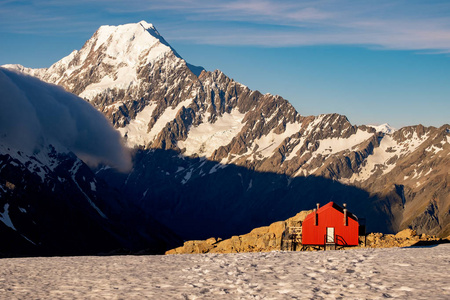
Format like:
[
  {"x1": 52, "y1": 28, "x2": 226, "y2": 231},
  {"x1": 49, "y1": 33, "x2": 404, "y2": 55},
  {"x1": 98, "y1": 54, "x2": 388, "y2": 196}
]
[{"x1": 326, "y1": 227, "x2": 335, "y2": 243}]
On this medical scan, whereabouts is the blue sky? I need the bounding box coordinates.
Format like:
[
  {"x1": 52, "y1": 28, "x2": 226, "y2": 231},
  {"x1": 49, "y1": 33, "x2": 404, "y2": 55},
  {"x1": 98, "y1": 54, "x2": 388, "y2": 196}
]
[{"x1": 1, "y1": 0, "x2": 449, "y2": 128}]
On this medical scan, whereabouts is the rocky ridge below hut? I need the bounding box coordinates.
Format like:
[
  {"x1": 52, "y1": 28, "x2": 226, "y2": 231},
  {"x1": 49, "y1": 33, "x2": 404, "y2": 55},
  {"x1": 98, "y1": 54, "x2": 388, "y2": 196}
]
[{"x1": 166, "y1": 211, "x2": 449, "y2": 255}]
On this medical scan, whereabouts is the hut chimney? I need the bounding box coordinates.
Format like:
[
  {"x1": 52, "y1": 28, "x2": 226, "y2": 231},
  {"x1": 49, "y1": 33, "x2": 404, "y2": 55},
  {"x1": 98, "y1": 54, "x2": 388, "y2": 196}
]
[
  {"x1": 343, "y1": 203, "x2": 348, "y2": 226},
  {"x1": 315, "y1": 203, "x2": 320, "y2": 226}
]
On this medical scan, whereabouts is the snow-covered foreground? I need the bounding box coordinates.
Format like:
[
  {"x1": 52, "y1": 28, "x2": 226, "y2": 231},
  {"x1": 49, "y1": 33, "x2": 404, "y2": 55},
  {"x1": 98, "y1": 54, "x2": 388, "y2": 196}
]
[{"x1": 0, "y1": 245, "x2": 449, "y2": 299}]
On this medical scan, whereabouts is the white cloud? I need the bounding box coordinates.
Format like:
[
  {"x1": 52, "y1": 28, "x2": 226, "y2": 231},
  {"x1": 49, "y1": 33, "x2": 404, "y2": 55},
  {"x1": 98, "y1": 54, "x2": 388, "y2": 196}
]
[{"x1": 0, "y1": 68, "x2": 132, "y2": 172}]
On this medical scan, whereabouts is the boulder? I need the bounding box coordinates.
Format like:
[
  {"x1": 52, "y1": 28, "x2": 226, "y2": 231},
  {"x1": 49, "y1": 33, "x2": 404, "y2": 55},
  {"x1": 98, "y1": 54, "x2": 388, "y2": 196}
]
[{"x1": 395, "y1": 229, "x2": 417, "y2": 239}]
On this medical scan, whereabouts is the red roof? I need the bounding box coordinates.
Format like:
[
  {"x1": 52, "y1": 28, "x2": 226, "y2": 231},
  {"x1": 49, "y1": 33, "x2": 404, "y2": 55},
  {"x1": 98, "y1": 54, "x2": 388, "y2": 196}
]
[{"x1": 304, "y1": 202, "x2": 357, "y2": 222}]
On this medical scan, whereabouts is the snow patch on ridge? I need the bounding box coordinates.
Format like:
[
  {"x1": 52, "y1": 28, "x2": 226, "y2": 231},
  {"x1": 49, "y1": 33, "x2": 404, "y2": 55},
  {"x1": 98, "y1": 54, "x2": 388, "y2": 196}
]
[
  {"x1": 118, "y1": 103, "x2": 157, "y2": 147},
  {"x1": 178, "y1": 110, "x2": 246, "y2": 157},
  {"x1": 304, "y1": 115, "x2": 326, "y2": 135},
  {"x1": 398, "y1": 131, "x2": 429, "y2": 154},
  {"x1": 314, "y1": 130, "x2": 373, "y2": 156},
  {"x1": 0, "y1": 204, "x2": 16, "y2": 231},
  {"x1": 300, "y1": 130, "x2": 373, "y2": 171},
  {"x1": 350, "y1": 131, "x2": 429, "y2": 182},
  {"x1": 79, "y1": 72, "x2": 135, "y2": 100},
  {"x1": 0, "y1": 142, "x2": 63, "y2": 184},
  {"x1": 425, "y1": 144, "x2": 442, "y2": 155},
  {"x1": 350, "y1": 135, "x2": 399, "y2": 182},
  {"x1": 284, "y1": 137, "x2": 307, "y2": 161},
  {"x1": 253, "y1": 122, "x2": 302, "y2": 159},
  {"x1": 293, "y1": 129, "x2": 373, "y2": 177},
  {"x1": 69, "y1": 161, "x2": 107, "y2": 219},
  {"x1": 181, "y1": 169, "x2": 193, "y2": 184},
  {"x1": 149, "y1": 99, "x2": 193, "y2": 143}
]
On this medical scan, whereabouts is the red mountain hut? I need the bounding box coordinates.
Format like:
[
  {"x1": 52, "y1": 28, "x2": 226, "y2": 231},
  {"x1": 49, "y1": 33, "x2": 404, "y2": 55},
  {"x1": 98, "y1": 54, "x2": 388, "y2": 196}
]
[{"x1": 302, "y1": 202, "x2": 360, "y2": 247}]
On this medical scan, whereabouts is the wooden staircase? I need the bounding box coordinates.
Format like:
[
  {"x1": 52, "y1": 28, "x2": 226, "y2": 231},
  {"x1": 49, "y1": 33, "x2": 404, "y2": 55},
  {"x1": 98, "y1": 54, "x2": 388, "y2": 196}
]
[{"x1": 281, "y1": 225, "x2": 303, "y2": 251}]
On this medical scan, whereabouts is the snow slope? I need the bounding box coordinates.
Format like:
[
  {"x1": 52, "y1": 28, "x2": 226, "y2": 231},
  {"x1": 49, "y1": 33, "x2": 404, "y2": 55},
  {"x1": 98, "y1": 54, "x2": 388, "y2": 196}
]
[
  {"x1": 178, "y1": 109, "x2": 246, "y2": 157},
  {"x1": 0, "y1": 245, "x2": 448, "y2": 299}
]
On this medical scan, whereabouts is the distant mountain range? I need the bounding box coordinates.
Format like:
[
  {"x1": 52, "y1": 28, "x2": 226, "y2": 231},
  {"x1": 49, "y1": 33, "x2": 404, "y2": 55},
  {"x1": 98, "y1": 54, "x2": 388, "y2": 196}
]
[{"x1": 2, "y1": 21, "x2": 448, "y2": 254}]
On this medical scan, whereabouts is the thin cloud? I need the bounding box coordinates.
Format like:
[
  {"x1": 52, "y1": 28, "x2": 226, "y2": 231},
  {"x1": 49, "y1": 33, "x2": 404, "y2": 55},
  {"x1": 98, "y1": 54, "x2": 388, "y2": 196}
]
[{"x1": 2, "y1": 0, "x2": 450, "y2": 52}]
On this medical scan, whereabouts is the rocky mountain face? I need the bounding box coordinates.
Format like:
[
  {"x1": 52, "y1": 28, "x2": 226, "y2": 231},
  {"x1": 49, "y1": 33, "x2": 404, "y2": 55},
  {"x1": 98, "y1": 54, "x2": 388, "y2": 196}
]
[
  {"x1": 4, "y1": 21, "x2": 449, "y2": 242},
  {"x1": 346, "y1": 125, "x2": 450, "y2": 237}
]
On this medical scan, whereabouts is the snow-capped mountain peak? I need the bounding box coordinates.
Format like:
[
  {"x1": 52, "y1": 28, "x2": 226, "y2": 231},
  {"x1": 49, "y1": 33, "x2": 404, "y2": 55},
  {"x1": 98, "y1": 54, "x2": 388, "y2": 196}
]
[
  {"x1": 367, "y1": 123, "x2": 396, "y2": 134},
  {"x1": 138, "y1": 20, "x2": 153, "y2": 29},
  {"x1": 93, "y1": 21, "x2": 169, "y2": 55},
  {"x1": 2, "y1": 21, "x2": 182, "y2": 102}
]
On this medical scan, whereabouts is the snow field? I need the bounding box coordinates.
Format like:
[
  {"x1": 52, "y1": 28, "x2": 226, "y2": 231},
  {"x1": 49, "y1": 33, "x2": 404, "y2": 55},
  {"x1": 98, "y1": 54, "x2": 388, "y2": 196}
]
[
  {"x1": 178, "y1": 110, "x2": 246, "y2": 157},
  {"x1": 118, "y1": 103, "x2": 156, "y2": 147},
  {"x1": 251, "y1": 122, "x2": 301, "y2": 159},
  {"x1": 314, "y1": 130, "x2": 373, "y2": 156},
  {"x1": 148, "y1": 99, "x2": 193, "y2": 142},
  {"x1": 349, "y1": 134, "x2": 399, "y2": 182},
  {"x1": 0, "y1": 244, "x2": 448, "y2": 299},
  {"x1": 350, "y1": 131, "x2": 430, "y2": 183}
]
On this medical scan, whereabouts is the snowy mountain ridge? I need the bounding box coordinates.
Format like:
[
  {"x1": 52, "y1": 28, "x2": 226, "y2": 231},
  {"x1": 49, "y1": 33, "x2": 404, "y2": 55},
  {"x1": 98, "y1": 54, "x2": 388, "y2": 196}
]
[{"x1": 3, "y1": 21, "x2": 449, "y2": 239}]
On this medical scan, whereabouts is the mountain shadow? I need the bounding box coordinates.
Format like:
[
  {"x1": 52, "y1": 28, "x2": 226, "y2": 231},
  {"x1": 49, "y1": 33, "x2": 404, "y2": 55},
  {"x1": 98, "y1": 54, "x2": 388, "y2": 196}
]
[
  {"x1": 98, "y1": 149, "x2": 399, "y2": 245},
  {"x1": 0, "y1": 151, "x2": 182, "y2": 258}
]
